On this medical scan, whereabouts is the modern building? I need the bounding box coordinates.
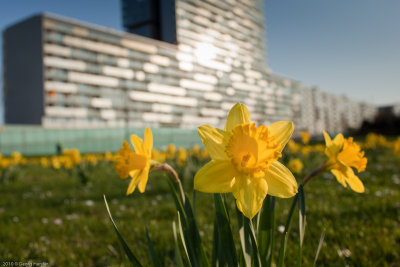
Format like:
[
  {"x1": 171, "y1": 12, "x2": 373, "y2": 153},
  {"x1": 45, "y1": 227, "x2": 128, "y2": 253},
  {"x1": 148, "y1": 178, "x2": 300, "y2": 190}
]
[{"x1": 2, "y1": 0, "x2": 377, "y2": 135}]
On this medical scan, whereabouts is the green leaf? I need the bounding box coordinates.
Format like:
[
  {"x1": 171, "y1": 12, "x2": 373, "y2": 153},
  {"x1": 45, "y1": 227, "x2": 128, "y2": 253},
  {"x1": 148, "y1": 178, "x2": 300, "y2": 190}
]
[
  {"x1": 257, "y1": 196, "x2": 275, "y2": 267},
  {"x1": 211, "y1": 218, "x2": 225, "y2": 267},
  {"x1": 214, "y1": 194, "x2": 238, "y2": 267},
  {"x1": 165, "y1": 175, "x2": 186, "y2": 220},
  {"x1": 236, "y1": 209, "x2": 252, "y2": 267},
  {"x1": 177, "y1": 212, "x2": 192, "y2": 267},
  {"x1": 277, "y1": 193, "x2": 299, "y2": 267},
  {"x1": 312, "y1": 230, "x2": 325, "y2": 267},
  {"x1": 145, "y1": 227, "x2": 162, "y2": 267},
  {"x1": 172, "y1": 221, "x2": 185, "y2": 267},
  {"x1": 298, "y1": 185, "x2": 306, "y2": 267},
  {"x1": 164, "y1": 171, "x2": 208, "y2": 267},
  {"x1": 103, "y1": 195, "x2": 142, "y2": 266},
  {"x1": 247, "y1": 218, "x2": 261, "y2": 267}
]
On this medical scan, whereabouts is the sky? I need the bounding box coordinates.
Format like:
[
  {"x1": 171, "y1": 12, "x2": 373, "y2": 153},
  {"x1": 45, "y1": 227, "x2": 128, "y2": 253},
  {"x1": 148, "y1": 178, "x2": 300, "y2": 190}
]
[{"x1": 0, "y1": 0, "x2": 399, "y2": 123}]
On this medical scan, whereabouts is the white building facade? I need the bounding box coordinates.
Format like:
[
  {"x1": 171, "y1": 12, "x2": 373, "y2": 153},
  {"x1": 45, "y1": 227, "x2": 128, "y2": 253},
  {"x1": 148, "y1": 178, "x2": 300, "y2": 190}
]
[{"x1": 3, "y1": 0, "x2": 377, "y2": 135}]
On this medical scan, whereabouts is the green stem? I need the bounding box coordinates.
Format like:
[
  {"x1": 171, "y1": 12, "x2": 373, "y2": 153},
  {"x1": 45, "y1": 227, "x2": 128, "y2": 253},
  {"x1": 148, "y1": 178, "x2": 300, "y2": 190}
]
[
  {"x1": 151, "y1": 163, "x2": 185, "y2": 203},
  {"x1": 277, "y1": 193, "x2": 299, "y2": 267},
  {"x1": 301, "y1": 161, "x2": 327, "y2": 187}
]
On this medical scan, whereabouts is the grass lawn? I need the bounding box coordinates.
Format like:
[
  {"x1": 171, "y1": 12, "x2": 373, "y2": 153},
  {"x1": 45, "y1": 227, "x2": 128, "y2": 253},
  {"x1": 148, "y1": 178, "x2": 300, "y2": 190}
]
[{"x1": 0, "y1": 148, "x2": 399, "y2": 266}]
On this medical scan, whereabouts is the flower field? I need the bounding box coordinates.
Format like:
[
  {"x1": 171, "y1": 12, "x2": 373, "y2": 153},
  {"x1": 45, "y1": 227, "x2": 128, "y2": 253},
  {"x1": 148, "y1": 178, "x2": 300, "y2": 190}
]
[
  {"x1": 0, "y1": 131, "x2": 399, "y2": 266},
  {"x1": 1, "y1": 102, "x2": 400, "y2": 267}
]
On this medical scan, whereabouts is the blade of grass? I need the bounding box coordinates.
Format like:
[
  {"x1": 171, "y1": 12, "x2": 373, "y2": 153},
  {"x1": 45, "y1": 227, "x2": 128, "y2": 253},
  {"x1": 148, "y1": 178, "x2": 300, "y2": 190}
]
[
  {"x1": 312, "y1": 230, "x2": 325, "y2": 267},
  {"x1": 103, "y1": 195, "x2": 142, "y2": 266},
  {"x1": 145, "y1": 227, "x2": 162, "y2": 267},
  {"x1": 236, "y1": 209, "x2": 252, "y2": 267},
  {"x1": 248, "y1": 218, "x2": 261, "y2": 267},
  {"x1": 177, "y1": 212, "x2": 193, "y2": 267},
  {"x1": 298, "y1": 185, "x2": 306, "y2": 267},
  {"x1": 172, "y1": 222, "x2": 185, "y2": 267}
]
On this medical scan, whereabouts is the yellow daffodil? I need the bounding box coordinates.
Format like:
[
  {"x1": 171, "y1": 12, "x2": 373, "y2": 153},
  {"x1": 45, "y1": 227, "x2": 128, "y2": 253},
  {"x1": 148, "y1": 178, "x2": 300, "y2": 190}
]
[
  {"x1": 323, "y1": 131, "x2": 367, "y2": 193},
  {"x1": 40, "y1": 157, "x2": 50, "y2": 168},
  {"x1": 105, "y1": 151, "x2": 115, "y2": 162},
  {"x1": 300, "y1": 131, "x2": 311, "y2": 144},
  {"x1": 11, "y1": 152, "x2": 22, "y2": 165},
  {"x1": 194, "y1": 103, "x2": 297, "y2": 219},
  {"x1": 288, "y1": 158, "x2": 304, "y2": 174},
  {"x1": 51, "y1": 157, "x2": 61, "y2": 169},
  {"x1": 287, "y1": 140, "x2": 300, "y2": 154},
  {"x1": 115, "y1": 128, "x2": 153, "y2": 195},
  {"x1": 63, "y1": 148, "x2": 81, "y2": 166},
  {"x1": 152, "y1": 149, "x2": 166, "y2": 163},
  {"x1": 190, "y1": 144, "x2": 201, "y2": 157},
  {"x1": 177, "y1": 148, "x2": 188, "y2": 166},
  {"x1": 167, "y1": 143, "x2": 176, "y2": 159}
]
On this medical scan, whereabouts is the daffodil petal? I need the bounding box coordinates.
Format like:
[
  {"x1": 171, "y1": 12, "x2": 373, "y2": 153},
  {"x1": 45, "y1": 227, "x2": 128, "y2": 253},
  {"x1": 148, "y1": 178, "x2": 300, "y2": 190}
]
[
  {"x1": 322, "y1": 131, "x2": 332, "y2": 146},
  {"x1": 126, "y1": 179, "x2": 137, "y2": 195},
  {"x1": 131, "y1": 134, "x2": 144, "y2": 154},
  {"x1": 126, "y1": 170, "x2": 141, "y2": 195},
  {"x1": 144, "y1": 128, "x2": 153, "y2": 155},
  {"x1": 194, "y1": 160, "x2": 236, "y2": 193},
  {"x1": 345, "y1": 174, "x2": 365, "y2": 193},
  {"x1": 137, "y1": 165, "x2": 150, "y2": 193},
  {"x1": 264, "y1": 161, "x2": 298, "y2": 198},
  {"x1": 331, "y1": 169, "x2": 349, "y2": 188},
  {"x1": 224, "y1": 103, "x2": 250, "y2": 132},
  {"x1": 324, "y1": 131, "x2": 344, "y2": 157},
  {"x1": 198, "y1": 125, "x2": 230, "y2": 160},
  {"x1": 268, "y1": 121, "x2": 294, "y2": 151},
  {"x1": 332, "y1": 133, "x2": 345, "y2": 148},
  {"x1": 233, "y1": 175, "x2": 268, "y2": 219}
]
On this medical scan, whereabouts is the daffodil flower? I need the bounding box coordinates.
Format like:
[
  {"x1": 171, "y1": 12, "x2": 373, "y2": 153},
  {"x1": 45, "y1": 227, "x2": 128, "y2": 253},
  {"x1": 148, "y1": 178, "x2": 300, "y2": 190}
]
[
  {"x1": 115, "y1": 128, "x2": 153, "y2": 195},
  {"x1": 288, "y1": 158, "x2": 304, "y2": 174},
  {"x1": 323, "y1": 131, "x2": 367, "y2": 193},
  {"x1": 194, "y1": 103, "x2": 297, "y2": 219}
]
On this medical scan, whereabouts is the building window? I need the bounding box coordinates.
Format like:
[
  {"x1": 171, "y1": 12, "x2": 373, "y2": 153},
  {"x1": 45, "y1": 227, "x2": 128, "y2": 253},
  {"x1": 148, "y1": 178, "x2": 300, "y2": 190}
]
[{"x1": 121, "y1": 0, "x2": 177, "y2": 44}]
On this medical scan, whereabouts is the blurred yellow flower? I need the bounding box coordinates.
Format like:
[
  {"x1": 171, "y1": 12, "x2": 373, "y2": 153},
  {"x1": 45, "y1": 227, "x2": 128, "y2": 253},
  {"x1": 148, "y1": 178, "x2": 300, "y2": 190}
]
[
  {"x1": 40, "y1": 157, "x2": 50, "y2": 168},
  {"x1": 85, "y1": 155, "x2": 98, "y2": 165},
  {"x1": 288, "y1": 158, "x2": 304, "y2": 174},
  {"x1": 11, "y1": 152, "x2": 22, "y2": 165},
  {"x1": 104, "y1": 151, "x2": 115, "y2": 161},
  {"x1": 177, "y1": 147, "x2": 187, "y2": 166},
  {"x1": 51, "y1": 156, "x2": 61, "y2": 169},
  {"x1": 167, "y1": 143, "x2": 176, "y2": 159},
  {"x1": 199, "y1": 149, "x2": 209, "y2": 161},
  {"x1": 152, "y1": 149, "x2": 166, "y2": 163},
  {"x1": 300, "y1": 131, "x2": 311, "y2": 144},
  {"x1": 287, "y1": 140, "x2": 300, "y2": 154},
  {"x1": 301, "y1": 145, "x2": 312, "y2": 156},
  {"x1": 393, "y1": 137, "x2": 400, "y2": 157},
  {"x1": 190, "y1": 144, "x2": 201, "y2": 157},
  {"x1": 365, "y1": 132, "x2": 378, "y2": 149},
  {"x1": 323, "y1": 131, "x2": 367, "y2": 193},
  {"x1": 115, "y1": 128, "x2": 153, "y2": 195},
  {"x1": 194, "y1": 103, "x2": 297, "y2": 219},
  {"x1": 63, "y1": 148, "x2": 81, "y2": 166}
]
